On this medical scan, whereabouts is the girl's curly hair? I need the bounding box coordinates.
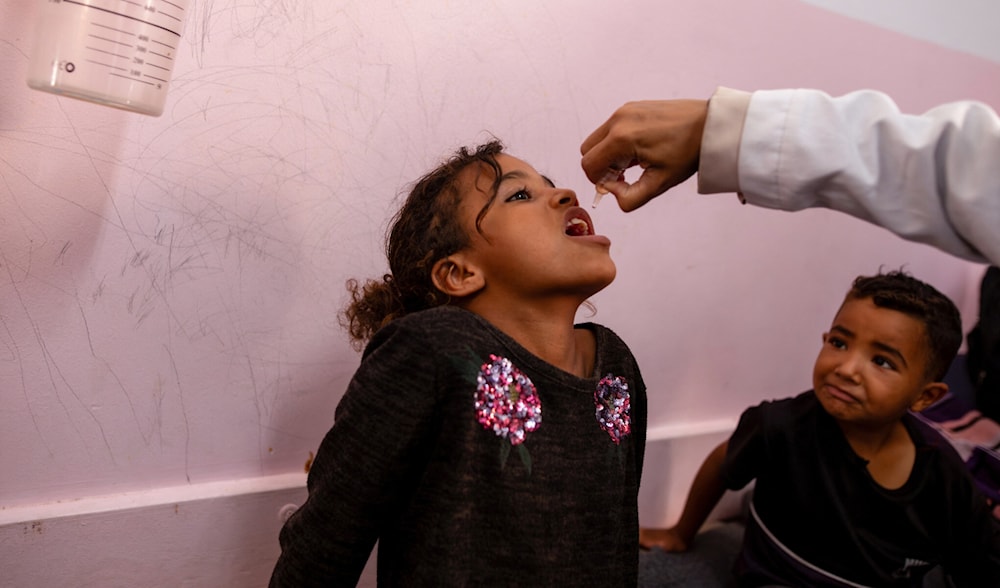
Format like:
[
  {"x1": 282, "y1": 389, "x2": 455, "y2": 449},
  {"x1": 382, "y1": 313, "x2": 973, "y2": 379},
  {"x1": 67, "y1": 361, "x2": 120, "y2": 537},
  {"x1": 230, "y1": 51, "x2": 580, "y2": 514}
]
[{"x1": 341, "y1": 140, "x2": 505, "y2": 349}]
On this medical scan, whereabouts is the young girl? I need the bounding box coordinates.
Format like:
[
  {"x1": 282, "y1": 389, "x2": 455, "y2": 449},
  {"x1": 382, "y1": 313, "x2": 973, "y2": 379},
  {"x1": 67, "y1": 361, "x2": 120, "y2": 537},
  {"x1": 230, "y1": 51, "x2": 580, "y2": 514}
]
[{"x1": 269, "y1": 140, "x2": 647, "y2": 587}]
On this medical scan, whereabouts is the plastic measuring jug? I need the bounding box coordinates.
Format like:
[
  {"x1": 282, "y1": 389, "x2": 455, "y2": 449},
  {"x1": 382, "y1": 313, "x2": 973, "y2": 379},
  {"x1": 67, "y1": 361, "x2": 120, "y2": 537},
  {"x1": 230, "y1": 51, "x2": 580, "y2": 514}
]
[{"x1": 27, "y1": 0, "x2": 190, "y2": 117}]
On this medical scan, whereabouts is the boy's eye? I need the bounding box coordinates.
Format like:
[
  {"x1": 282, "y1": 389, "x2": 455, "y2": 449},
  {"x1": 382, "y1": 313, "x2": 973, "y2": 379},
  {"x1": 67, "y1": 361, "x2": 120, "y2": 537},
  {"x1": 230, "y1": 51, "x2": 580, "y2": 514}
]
[
  {"x1": 828, "y1": 337, "x2": 846, "y2": 350},
  {"x1": 873, "y1": 356, "x2": 896, "y2": 370},
  {"x1": 505, "y1": 189, "x2": 531, "y2": 202}
]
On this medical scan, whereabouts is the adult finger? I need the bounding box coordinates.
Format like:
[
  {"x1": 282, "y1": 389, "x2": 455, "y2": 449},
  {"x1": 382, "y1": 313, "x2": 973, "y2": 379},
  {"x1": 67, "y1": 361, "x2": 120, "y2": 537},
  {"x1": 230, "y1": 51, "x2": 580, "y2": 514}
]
[
  {"x1": 613, "y1": 167, "x2": 672, "y2": 212},
  {"x1": 581, "y1": 127, "x2": 636, "y2": 184}
]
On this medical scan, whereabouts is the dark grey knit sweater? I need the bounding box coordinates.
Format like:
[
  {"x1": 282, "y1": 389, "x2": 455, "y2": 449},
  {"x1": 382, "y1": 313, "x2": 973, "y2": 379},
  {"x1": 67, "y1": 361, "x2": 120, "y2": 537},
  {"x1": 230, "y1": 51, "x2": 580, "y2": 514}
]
[{"x1": 270, "y1": 306, "x2": 647, "y2": 587}]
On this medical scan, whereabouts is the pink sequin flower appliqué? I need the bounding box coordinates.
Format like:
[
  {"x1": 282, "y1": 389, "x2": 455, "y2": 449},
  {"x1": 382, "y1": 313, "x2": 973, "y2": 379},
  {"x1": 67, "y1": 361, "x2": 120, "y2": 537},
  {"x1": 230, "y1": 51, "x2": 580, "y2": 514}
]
[
  {"x1": 475, "y1": 354, "x2": 542, "y2": 446},
  {"x1": 595, "y1": 374, "x2": 631, "y2": 445}
]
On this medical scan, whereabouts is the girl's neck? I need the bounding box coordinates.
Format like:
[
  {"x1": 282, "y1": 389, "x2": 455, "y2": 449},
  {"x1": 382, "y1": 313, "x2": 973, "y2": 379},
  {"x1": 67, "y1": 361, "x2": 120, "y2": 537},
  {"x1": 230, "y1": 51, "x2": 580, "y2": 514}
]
[{"x1": 463, "y1": 299, "x2": 594, "y2": 378}]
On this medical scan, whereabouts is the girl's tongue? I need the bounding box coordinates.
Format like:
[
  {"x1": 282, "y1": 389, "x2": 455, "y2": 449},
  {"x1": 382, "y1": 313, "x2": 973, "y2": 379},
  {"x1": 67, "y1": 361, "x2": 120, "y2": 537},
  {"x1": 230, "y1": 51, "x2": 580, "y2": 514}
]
[{"x1": 566, "y1": 217, "x2": 591, "y2": 236}]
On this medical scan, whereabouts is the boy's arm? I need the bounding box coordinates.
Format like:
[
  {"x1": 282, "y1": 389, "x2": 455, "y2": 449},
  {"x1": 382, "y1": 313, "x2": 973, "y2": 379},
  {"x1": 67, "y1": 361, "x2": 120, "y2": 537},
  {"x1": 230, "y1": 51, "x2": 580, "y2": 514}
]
[{"x1": 640, "y1": 440, "x2": 729, "y2": 552}]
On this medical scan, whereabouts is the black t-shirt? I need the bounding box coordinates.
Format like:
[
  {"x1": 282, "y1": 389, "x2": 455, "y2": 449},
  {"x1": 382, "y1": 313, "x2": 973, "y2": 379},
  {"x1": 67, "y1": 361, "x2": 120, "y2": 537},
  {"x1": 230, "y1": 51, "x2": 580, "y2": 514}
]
[
  {"x1": 723, "y1": 390, "x2": 1000, "y2": 587},
  {"x1": 270, "y1": 306, "x2": 647, "y2": 587}
]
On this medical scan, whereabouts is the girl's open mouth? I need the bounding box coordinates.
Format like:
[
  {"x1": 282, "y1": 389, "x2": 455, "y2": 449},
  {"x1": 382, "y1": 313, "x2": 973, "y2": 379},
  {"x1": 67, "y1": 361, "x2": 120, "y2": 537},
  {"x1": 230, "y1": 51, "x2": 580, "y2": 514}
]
[{"x1": 565, "y1": 208, "x2": 594, "y2": 236}]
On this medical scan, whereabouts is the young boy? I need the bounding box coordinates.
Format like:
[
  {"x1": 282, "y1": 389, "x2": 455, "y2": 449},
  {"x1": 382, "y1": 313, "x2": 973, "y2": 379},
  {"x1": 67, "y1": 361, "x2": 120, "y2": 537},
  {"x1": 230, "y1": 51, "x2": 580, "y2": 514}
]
[{"x1": 641, "y1": 270, "x2": 1000, "y2": 587}]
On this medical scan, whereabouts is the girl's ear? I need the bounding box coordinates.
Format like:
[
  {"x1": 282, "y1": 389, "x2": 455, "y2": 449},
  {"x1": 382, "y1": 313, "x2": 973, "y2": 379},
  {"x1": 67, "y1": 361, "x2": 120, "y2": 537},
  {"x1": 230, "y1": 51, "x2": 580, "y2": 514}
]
[
  {"x1": 431, "y1": 254, "x2": 485, "y2": 298},
  {"x1": 910, "y1": 382, "x2": 948, "y2": 413}
]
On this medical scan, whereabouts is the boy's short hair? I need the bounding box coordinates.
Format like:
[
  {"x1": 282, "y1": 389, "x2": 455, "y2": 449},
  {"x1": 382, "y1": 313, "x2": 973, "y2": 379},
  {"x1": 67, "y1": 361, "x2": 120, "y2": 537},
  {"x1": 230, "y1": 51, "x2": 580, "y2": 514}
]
[{"x1": 846, "y1": 270, "x2": 962, "y2": 381}]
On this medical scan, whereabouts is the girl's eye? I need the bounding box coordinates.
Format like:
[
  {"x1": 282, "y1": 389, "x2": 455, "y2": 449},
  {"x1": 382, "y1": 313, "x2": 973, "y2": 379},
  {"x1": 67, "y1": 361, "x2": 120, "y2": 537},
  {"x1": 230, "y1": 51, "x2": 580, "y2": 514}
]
[
  {"x1": 505, "y1": 189, "x2": 531, "y2": 202},
  {"x1": 873, "y1": 356, "x2": 896, "y2": 370},
  {"x1": 828, "y1": 337, "x2": 846, "y2": 350}
]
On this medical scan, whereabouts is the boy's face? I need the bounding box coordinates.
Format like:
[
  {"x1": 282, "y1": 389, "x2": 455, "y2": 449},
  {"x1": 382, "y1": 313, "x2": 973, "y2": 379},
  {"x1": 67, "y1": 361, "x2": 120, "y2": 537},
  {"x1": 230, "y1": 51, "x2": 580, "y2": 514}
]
[
  {"x1": 454, "y1": 154, "x2": 616, "y2": 300},
  {"x1": 813, "y1": 296, "x2": 942, "y2": 428}
]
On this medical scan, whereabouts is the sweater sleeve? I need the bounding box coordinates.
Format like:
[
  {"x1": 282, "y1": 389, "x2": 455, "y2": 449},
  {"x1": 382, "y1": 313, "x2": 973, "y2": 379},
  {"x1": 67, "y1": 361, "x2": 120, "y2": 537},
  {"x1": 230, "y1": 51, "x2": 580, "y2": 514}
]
[
  {"x1": 269, "y1": 319, "x2": 440, "y2": 588},
  {"x1": 702, "y1": 86, "x2": 1000, "y2": 265},
  {"x1": 630, "y1": 353, "x2": 648, "y2": 486}
]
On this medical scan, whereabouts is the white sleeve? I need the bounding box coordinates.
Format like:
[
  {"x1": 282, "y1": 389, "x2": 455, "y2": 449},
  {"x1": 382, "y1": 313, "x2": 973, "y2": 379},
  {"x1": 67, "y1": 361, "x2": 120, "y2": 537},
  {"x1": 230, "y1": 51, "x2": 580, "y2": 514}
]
[{"x1": 736, "y1": 88, "x2": 1000, "y2": 265}]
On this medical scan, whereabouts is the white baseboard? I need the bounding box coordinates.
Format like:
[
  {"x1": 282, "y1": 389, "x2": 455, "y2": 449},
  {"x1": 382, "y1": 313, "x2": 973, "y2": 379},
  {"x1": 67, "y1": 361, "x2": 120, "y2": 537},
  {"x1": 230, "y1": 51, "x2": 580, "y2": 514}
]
[
  {"x1": 0, "y1": 473, "x2": 307, "y2": 526},
  {"x1": 647, "y1": 417, "x2": 737, "y2": 441},
  {"x1": 1, "y1": 474, "x2": 310, "y2": 588}
]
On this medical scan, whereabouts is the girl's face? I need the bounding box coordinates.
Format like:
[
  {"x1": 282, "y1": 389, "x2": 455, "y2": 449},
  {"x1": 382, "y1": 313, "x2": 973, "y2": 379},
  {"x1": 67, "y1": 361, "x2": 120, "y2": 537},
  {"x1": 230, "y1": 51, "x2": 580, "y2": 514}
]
[{"x1": 455, "y1": 153, "x2": 616, "y2": 302}]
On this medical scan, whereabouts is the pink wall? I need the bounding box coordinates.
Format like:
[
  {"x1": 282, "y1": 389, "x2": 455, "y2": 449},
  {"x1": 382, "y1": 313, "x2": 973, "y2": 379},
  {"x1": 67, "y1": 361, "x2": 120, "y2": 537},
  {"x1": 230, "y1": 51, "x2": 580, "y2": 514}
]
[{"x1": 1, "y1": 0, "x2": 998, "y2": 584}]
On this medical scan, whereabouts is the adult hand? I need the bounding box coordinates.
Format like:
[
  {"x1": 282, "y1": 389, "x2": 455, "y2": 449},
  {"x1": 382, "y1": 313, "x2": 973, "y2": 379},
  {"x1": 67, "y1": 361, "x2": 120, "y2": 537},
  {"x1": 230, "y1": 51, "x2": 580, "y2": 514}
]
[{"x1": 580, "y1": 100, "x2": 708, "y2": 212}]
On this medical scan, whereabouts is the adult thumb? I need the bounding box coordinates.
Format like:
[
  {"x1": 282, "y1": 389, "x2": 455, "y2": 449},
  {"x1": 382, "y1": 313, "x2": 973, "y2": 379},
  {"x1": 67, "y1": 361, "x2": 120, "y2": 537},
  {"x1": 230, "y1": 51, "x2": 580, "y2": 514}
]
[{"x1": 615, "y1": 167, "x2": 670, "y2": 212}]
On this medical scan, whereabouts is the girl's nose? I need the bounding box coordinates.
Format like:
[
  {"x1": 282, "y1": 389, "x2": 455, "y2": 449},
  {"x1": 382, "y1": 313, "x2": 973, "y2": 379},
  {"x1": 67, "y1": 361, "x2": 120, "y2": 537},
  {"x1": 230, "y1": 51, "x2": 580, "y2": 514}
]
[{"x1": 551, "y1": 187, "x2": 578, "y2": 207}]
